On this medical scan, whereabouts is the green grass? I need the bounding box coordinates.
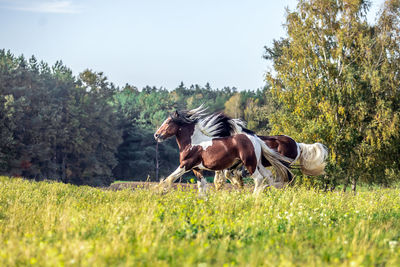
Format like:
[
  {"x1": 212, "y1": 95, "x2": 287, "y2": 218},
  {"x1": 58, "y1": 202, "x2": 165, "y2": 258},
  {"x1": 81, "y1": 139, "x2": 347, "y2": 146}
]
[
  {"x1": 1, "y1": 176, "x2": 400, "y2": 266},
  {"x1": 113, "y1": 176, "x2": 216, "y2": 185}
]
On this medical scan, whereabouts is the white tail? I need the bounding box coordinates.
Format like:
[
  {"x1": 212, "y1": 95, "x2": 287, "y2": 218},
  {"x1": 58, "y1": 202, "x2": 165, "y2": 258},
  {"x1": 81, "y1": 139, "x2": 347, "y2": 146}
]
[{"x1": 297, "y1": 143, "x2": 328, "y2": 176}]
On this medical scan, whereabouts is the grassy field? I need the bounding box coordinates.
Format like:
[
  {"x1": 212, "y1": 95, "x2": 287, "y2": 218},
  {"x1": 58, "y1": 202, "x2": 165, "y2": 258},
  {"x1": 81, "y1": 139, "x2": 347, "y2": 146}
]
[{"x1": 0, "y1": 176, "x2": 400, "y2": 266}]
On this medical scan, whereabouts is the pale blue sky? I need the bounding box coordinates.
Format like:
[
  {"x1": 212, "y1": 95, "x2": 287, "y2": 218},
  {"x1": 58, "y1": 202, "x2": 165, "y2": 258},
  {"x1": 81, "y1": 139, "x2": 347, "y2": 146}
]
[{"x1": 0, "y1": 0, "x2": 385, "y2": 90}]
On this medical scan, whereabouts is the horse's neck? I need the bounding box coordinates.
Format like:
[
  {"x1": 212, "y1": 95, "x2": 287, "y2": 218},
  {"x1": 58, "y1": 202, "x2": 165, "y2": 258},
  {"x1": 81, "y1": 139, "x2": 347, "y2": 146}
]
[
  {"x1": 175, "y1": 125, "x2": 194, "y2": 151},
  {"x1": 175, "y1": 124, "x2": 212, "y2": 152}
]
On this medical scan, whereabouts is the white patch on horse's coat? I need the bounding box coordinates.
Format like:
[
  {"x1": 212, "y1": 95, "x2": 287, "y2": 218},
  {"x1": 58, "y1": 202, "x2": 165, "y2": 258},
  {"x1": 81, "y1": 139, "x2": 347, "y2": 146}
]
[
  {"x1": 155, "y1": 119, "x2": 168, "y2": 134},
  {"x1": 246, "y1": 134, "x2": 262, "y2": 163},
  {"x1": 155, "y1": 118, "x2": 169, "y2": 142},
  {"x1": 242, "y1": 133, "x2": 280, "y2": 191},
  {"x1": 191, "y1": 124, "x2": 213, "y2": 150},
  {"x1": 195, "y1": 162, "x2": 212, "y2": 171}
]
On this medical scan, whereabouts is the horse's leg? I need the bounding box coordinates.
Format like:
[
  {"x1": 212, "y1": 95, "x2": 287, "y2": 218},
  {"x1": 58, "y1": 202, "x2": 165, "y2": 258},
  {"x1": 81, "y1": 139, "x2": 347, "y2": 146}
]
[
  {"x1": 230, "y1": 169, "x2": 244, "y2": 189},
  {"x1": 251, "y1": 168, "x2": 265, "y2": 194},
  {"x1": 258, "y1": 166, "x2": 280, "y2": 189},
  {"x1": 214, "y1": 171, "x2": 225, "y2": 191},
  {"x1": 239, "y1": 154, "x2": 261, "y2": 194},
  {"x1": 224, "y1": 170, "x2": 234, "y2": 187},
  {"x1": 284, "y1": 162, "x2": 294, "y2": 183},
  {"x1": 259, "y1": 165, "x2": 285, "y2": 189},
  {"x1": 287, "y1": 169, "x2": 293, "y2": 183},
  {"x1": 224, "y1": 169, "x2": 242, "y2": 189},
  {"x1": 193, "y1": 169, "x2": 208, "y2": 195},
  {"x1": 161, "y1": 166, "x2": 188, "y2": 188}
]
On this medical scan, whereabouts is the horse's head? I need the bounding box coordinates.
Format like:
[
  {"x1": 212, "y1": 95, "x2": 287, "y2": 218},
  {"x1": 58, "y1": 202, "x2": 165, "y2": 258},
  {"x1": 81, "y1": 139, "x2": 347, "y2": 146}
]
[{"x1": 154, "y1": 111, "x2": 182, "y2": 142}]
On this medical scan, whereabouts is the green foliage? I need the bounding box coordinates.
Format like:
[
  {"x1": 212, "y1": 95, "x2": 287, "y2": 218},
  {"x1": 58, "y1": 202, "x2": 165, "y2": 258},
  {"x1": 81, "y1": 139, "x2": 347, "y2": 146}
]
[
  {"x1": 1, "y1": 176, "x2": 400, "y2": 266},
  {"x1": 264, "y1": 0, "x2": 400, "y2": 187},
  {"x1": 243, "y1": 87, "x2": 277, "y2": 134},
  {"x1": 0, "y1": 95, "x2": 15, "y2": 172},
  {"x1": 0, "y1": 50, "x2": 121, "y2": 186},
  {"x1": 224, "y1": 93, "x2": 243, "y2": 118}
]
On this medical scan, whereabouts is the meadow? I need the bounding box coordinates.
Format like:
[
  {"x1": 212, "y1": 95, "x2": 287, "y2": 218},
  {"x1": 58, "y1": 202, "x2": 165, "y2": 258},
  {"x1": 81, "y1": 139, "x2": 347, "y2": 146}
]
[{"x1": 0, "y1": 176, "x2": 400, "y2": 266}]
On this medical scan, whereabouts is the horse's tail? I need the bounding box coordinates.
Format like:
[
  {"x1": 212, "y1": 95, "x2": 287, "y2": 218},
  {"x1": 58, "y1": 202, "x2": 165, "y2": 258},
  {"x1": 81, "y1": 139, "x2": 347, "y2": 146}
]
[
  {"x1": 297, "y1": 143, "x2": 328, "y2": 176},
  {"x1": 257, "y1": 138, "x2": 293, "y2": 183}
]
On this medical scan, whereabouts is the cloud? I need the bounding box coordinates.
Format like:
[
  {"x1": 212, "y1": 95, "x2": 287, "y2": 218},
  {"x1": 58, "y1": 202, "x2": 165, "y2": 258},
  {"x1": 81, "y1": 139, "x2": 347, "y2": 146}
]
[{"x1": 0, "y1": 0, "x2": 83, "y2": 14}]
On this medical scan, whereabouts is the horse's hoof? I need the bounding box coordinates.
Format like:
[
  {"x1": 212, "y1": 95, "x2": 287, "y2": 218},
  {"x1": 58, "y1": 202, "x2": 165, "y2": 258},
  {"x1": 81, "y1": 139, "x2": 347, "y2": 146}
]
[{"x1": 153, "y1": 182, "x2": 169, "y2": 194}]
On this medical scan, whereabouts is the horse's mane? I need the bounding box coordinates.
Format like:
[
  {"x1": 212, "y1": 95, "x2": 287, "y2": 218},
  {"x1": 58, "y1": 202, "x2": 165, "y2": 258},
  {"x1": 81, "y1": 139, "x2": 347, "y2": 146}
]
[
  {"x1": 170, "y1": 105, "x2": 206, "y2": 125},
  {"x1": 171, "y1": 105, "x2": 254, "y2": 137}
]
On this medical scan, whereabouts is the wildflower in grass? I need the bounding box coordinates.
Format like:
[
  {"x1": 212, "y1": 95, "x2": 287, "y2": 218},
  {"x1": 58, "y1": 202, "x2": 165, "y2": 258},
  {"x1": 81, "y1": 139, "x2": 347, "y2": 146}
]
[{"x1": 389, "y1": 241, "x2": 398, "y2": 250}]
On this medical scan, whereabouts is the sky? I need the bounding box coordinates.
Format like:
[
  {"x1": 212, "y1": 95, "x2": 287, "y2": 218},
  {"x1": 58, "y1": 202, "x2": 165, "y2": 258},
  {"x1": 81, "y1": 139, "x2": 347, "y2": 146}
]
[{"x1": 0, "y1": 0, "x2": 386, "y2": 91}]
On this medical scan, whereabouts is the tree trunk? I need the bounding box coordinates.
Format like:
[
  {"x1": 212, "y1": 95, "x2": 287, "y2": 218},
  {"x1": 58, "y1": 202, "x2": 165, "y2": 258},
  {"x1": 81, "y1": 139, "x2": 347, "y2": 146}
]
[
  {"x1": 61, "y1": 156, "x2": 66, "y2": 183},
  {"x1": 155, "y1": 141, "x2": 159, "y2": 181},
  {"x1": 343, "y1": 176, "x2": 350, "y2": 193},
  {"x1": 351, "y1": 177, "x2": 357, "y2": 195}
]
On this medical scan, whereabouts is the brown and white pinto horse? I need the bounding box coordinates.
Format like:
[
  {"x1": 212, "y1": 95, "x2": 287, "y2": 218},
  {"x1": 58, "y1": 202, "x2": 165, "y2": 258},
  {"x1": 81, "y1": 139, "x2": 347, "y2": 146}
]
[
  {"x1": 214, "y1": 135, "x2": 328, "y2": 190},
  {"x1": 154, "y1": 107, "x2": 291, "y2": 194}
]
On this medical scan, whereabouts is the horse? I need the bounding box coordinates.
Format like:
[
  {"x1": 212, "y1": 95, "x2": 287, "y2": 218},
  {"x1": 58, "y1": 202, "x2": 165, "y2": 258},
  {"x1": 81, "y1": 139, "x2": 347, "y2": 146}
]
[
  {"x1": 214, "y1": 135, "x2": 328, "y2": 190},
  {"x1": 154, "y1": 106, "x2": 291, "y2": 194}
]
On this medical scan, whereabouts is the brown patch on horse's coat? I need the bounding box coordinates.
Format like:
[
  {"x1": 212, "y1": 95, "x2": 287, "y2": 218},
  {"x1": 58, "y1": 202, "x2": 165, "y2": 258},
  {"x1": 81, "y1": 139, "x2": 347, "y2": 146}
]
[
  {"x1": 259, "y1": 135, "x2": 298, "y2": 167},
  {"x1": 179, "y1": 145, "x2": 203, "y2": 169},
  {"x1": 233, "y1": 134, "x2": 257, "y2": 174},
  {"x1": 203, "y1": 135, "x2": 256, "y2": 173},
  {"x1": 177, "y1": 134, "x2": 257, "y2": 175}
]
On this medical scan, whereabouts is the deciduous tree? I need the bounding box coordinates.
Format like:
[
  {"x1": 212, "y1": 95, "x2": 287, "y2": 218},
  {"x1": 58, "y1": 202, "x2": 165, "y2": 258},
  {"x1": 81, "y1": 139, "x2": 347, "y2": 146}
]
[{"x1": 264, "y1": 0, "x2": 400, "y2": 189}]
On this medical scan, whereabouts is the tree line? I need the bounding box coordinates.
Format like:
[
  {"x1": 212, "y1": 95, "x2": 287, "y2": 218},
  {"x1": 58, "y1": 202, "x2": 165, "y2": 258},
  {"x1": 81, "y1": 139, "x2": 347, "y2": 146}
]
[
  {"x1": 0, "y1": 50, "x2": 264, "y2": 186},
  {"x1": 0, "y1": 0, "x2": 399, "y2": 189}
]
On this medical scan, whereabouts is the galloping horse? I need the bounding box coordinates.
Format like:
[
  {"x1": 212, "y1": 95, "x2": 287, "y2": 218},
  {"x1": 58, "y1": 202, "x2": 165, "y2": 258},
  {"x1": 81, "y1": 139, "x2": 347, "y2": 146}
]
[
  {"x1": 154, "y1": 107, "x2": 291, "y2": 194},
  {"x1": 214, "y1": 134, "x2": 328, "y2": 190}
]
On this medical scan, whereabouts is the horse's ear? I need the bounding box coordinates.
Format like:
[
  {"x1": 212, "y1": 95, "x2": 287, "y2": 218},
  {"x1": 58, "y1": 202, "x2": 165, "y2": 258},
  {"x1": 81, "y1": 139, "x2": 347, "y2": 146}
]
[{"x1": 174, "y1": 110, "x2": 179, "y2": 117}]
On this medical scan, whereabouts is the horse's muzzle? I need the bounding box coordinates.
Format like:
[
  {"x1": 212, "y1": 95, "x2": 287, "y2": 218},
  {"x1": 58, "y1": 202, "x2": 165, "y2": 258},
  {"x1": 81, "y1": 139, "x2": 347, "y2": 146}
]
[{"x1": 154, "y1": 133, "x2": 165, "y2": 142}]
